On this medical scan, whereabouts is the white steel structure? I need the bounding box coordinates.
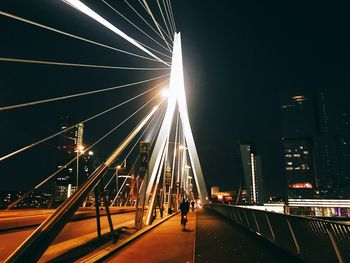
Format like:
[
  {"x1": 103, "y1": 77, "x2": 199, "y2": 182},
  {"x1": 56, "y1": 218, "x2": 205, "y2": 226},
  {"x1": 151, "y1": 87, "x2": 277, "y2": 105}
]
[{"x1": 143, "y1": 32, "x2": 208, "y2": 223}]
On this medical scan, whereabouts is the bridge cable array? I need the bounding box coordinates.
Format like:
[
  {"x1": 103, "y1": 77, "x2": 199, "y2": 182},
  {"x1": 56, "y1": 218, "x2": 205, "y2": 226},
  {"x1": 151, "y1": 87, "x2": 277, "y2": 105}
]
[
  {"x1": 7, "y1": 92, "x2": 166, "y2": 209},
  {"x1": 2, "y1": 1, "x2": 207, "y2": 261},
  {"x1": 101, "y1": 0, "x2": 172, "y2": 53},
  {"x1": 0, "y1": 77, "x2": 169, "y2": 161},
  {"x1": 0, "y1": 10, "x2": 167, "y2": 63}
]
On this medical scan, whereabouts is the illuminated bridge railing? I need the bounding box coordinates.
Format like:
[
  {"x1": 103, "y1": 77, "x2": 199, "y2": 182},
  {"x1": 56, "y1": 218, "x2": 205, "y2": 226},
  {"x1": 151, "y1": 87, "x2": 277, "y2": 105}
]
[{"x1": 206, "y1": 203, "x2": 350, "y2": 263}]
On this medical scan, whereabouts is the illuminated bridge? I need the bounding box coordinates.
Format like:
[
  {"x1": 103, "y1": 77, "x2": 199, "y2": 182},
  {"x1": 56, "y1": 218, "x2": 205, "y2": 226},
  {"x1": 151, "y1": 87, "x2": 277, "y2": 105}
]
[{"x1": 0, "y1": 1, "x2": 349, "y2": 262}]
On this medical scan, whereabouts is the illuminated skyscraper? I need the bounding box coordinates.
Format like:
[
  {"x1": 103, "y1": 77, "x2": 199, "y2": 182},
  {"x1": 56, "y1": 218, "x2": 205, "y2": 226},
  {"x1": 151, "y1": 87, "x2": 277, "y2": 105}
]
[
  {"x1": 283, "y1": 138, "x2": 315, "y2": 198},
  {"x1": 239, "y1": 144, "x2": 264, "y2": 204},
  {"x1": 281, "y1": 90, "x2": 350, "y2": 199},
  {"x1": 280, "y1": 92, "x2": 318, "y2": 198},
  {"x1": 53, "y1": 117, "x2": 91, "y2": 204}
]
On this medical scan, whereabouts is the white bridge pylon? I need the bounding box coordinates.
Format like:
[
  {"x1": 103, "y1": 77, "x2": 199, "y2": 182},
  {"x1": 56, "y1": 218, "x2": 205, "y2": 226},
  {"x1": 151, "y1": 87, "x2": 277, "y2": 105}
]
[{"x1": 145, "y1": 33, "x2": 208, "y2": 222}]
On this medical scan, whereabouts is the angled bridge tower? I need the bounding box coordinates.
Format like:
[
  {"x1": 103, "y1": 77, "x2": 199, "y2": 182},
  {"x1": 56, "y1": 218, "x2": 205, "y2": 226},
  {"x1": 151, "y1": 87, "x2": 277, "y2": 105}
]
[{"x1": 145, "y1": 33, "x2": 208, "y2": 213}]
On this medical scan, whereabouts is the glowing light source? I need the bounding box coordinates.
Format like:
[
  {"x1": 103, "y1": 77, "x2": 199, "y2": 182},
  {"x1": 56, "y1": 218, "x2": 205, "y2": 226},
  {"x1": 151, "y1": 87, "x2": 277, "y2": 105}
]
[
  {"x1": 250, "y1": 153, "x2": 257, "y2": 204},
  {"x1": 160, "y1": 88, "x2": 170, "y2": 98},
  {"x1": 63, "y1": 0, "x2": 169, "y2": 66},
  {"x1": 292, "y1": 95, "x2": 306, "y2": 103},
  {"x1": 143, "y1": 33, "x2": 208, "y2": 226},
  {"x1": 75, "y1": 145, "x2": 85, "y2": 153},
  {"x1": 289, "y1": 182, "x2": 313, "y2": 189}
]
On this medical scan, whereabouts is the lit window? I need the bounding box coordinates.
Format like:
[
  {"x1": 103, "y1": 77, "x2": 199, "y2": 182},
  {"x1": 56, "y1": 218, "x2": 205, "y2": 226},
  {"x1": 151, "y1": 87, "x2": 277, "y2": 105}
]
[
  {"x1": 303, "y1": 151, "x2": 309, "y2": 154},
  {"x1": 300, "y1": 146, "x2": 304, "y2": 149},
  {"x1": 294, "y1": 166, "x2": 301, "y2": 170},
  {"x1": 293, "y1": 154, "x2": 301, "y2": 157},
  {"x1": 287, "y1": 162, "x2": 293, "y2": 165},
  {"x1": 285, "y1": 149, "x2": 292, "y2": 153},
  {"x1": 286, "y1": 167, "x2": 293, "y2": 171},
  {"x1": 285, "y1": 154, "x2": 292, "y2": 158}
]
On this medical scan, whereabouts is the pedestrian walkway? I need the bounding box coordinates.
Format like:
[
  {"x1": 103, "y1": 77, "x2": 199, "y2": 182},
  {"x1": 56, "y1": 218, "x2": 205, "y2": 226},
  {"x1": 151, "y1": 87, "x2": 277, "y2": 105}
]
[
  {"x1": 195, "y1": 209, "x2": 302, "y2": 263},
  {"x1": 105, "y1": 212, "x2": 196, "y2": 263},
  {"x1": 104, "y1": 208, "x2": 303, "y2": 263}
]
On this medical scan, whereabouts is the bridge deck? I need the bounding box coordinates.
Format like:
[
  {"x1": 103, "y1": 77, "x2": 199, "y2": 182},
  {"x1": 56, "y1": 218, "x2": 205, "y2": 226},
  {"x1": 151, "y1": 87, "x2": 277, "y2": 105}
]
[
  {"x1": 105, "y1": 212, "x2": 195, "y2": 263},
  {"x1": 196, "y1": 209, "x2": 302, "y2": 263},
  {"x1": 105, "y1": 208, "x2": 302, "y2": 263}
]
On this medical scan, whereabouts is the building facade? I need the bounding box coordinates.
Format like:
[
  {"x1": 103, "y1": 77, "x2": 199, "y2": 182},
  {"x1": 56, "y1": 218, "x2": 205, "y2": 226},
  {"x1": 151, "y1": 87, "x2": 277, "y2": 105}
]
[
  {"x1": 281, "y1": 90, "x2": 350, "y2": 199},
  {"x1": 239, "y1": 144, "x2": 264, "y2": 204},
  {"x1": 54, "y1": 118, "x2": 93, "y2": 204}
]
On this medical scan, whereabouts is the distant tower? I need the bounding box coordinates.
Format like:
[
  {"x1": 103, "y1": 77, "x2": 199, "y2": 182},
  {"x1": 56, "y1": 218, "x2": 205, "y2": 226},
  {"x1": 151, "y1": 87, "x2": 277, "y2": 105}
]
[
  {"x1": 54, "y1": 118, "x2": 87, "y2": 204},
  {"x1": 283, "y1": 138, "x2": 315, "y2": 198},
  {"x1": 239, "y1": 144, "x2": 264, "y2": 204},
  {"x1": 280, "y1": 92, "x2": 317, "y2": 199},
  {"x1": 76, "y1": 123, "x2": 84, "y2": 151},
  {"x1": 314, "y1": 91, "x2": 350, "y2": 198}
]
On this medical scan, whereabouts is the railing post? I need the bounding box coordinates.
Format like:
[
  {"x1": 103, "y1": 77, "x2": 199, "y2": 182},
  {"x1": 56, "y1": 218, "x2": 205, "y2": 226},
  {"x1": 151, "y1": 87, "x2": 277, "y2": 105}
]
[
  {"x1": 237, "y1": 209, "x2": 243, "y2": 224},
  {"x1": 265, "y1": 214, "x2": 275, "y2": 241},
  {"x1": 243, "y1": 209, "x2": 250, "y2": 228},
  {"x1": 252, "y1": 211, "x2": 260, "y2": 233},
  {"x1": 326, "y1": 224, "x2": 344, "y2": 263},
  {"x1": 286, "y1": 218, "x2": 300, "y2": 255},
  {"x1": 232, "y1": 208, "x2": 238, "y2": 222}
]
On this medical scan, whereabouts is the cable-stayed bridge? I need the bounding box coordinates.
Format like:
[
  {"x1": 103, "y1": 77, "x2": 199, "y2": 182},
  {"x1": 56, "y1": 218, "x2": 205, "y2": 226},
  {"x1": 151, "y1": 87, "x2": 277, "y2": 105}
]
[{"x1": 0, "y1": 1, "x2": 349, "y2": 262}]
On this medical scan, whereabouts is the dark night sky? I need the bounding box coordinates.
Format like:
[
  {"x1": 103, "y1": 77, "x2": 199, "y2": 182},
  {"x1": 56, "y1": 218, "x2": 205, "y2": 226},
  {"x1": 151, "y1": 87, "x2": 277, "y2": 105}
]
[{"x1": 1, "y1": 1, "x2": 350, "y2": 197}]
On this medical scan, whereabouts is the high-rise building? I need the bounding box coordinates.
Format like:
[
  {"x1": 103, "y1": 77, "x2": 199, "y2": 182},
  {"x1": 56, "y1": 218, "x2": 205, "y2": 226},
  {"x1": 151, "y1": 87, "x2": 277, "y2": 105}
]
[
  {"x1": 283, "y1": 138, "x2": 315, "y2": 198},
  {"x1": 239, "y1": 144, "x2": 264, "y2": 204},
  {"x1": 313, "y1": 92, "x2": 339, "y2": 197},
  {"x1": 280, "y1": 93, "x2": 318, "y2": 138},
  {"x1": 315, "y1": 91, "x2": 350, "y2": 198},
  {"x1": 54, "y1": 118, "x2": 92, "y2": 203},
  {"x1": 281, "y1": 90, "x2": 350, "y2": 199},
  {"x1": 280, "y1": 91, "x2": 317, "y2": 198}
]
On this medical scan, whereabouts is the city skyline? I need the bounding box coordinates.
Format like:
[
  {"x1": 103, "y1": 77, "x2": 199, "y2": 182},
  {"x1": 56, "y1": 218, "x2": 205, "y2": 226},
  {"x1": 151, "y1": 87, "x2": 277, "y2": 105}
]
[
  {"x1": 1, "y1": 1, "x2": 350, "y2": 199},
  {"x1": 1, "y1": 2, "x2": 350, "y2": 262}
]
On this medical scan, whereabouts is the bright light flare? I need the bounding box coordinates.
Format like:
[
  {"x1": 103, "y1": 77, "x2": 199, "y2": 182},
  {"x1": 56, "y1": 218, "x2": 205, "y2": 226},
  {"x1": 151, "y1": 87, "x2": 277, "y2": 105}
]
[
  {"x1": 160, "y1": 88, "x2": 170, "y2": 98},
  {"x1": 63, "y1": 0, "x2": 169, "y2": 66},
  {"x1": 75, "y1": 145, "x2": 85, "y2": 153},
  {"x1": 152, "y1": 104, "x2": 160, "y2": 111}
]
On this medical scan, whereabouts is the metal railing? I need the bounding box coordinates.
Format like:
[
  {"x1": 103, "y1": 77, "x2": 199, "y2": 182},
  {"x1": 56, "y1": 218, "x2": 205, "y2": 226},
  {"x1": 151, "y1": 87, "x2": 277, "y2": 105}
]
[{"x1": 207, "y1": 204, "x2": 350, "y2": 263}]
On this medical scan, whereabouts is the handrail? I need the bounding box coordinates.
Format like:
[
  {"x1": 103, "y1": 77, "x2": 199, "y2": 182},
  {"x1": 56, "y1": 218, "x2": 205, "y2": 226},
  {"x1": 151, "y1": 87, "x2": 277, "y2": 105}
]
[{"x1": 207, "y1": 203, "x2": 350, "y2": 263}]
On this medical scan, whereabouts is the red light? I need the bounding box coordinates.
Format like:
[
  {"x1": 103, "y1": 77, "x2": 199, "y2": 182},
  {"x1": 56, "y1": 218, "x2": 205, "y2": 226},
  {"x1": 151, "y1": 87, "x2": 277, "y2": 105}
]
[{"x1": 289, "y1": 182, "x2": 313, "y2": 189}]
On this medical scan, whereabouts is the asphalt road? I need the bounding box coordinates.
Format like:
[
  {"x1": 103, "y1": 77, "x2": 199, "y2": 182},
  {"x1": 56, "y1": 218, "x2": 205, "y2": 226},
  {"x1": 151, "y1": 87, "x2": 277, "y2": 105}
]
[
  {"x1": 0, "y1": 207, "x2": 134, "y2": 231},
  {"x1": 0, "y1": 211, "x2": 135, "y2": 262}
]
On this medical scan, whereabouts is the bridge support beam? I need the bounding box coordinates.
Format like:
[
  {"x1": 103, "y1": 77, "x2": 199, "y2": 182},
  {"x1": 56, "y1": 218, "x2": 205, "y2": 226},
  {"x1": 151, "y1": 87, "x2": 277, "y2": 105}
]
[
  {"x1": 144, "y1": 33, "x2": 208, "y2": 224},
  {"x1": 5, "y1": 106, "x2": 159, "y2": 263}
]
